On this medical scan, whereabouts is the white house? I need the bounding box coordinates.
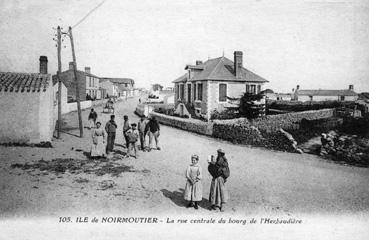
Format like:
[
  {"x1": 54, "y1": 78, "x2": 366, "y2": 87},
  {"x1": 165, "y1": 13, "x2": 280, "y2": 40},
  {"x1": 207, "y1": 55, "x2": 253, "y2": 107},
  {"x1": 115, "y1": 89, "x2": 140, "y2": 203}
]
[
  {"x1": 0, "y1": 56, "x2": 55, "y2": 143},
  {"x1": 293, "y1": 85, "x2": 358, "y2": 102}
]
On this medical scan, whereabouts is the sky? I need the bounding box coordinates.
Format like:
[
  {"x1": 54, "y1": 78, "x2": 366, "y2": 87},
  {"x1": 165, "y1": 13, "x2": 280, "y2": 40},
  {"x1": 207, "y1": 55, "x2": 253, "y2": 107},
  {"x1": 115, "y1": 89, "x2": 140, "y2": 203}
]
[{"x1": 0, "y1": 0, "x2": 368, "y2": 92}]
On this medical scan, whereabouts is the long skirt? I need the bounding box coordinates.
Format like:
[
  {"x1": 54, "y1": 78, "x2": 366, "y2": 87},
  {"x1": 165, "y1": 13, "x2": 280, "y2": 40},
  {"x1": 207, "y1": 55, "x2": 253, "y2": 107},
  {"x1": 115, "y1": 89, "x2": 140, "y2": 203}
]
[
  {"x1": 106, "y1": 132, "x2": 116, "y2": 153},
  {"x1": 209, "y1": 176, "x2": 228, "y2": 207},
  {"x1": 90, "y1": 136, "x2": 105, "y2": 157},
  {"x1": 184, "y1": 180, "x2": 202, "y2": 202}
]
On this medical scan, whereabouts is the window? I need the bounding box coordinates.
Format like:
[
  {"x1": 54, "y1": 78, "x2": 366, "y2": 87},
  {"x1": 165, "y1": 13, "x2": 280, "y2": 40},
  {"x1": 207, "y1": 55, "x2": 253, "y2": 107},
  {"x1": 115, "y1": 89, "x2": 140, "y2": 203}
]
[
  {"x1": 250, "y1": 85, "x2": 256, "y2": 94},
  {"x1": 193, "y1": 83, "x2": 196, "y2": 101},
  {"x1": 246, "y1": 84, "x2": 250, "y2": 93},
  {"x1": 198, "y1": 83, "x2": 203, "y2": 101},
  {"x1": 180, "y1": 84, "x2": 184, "y2": 100},
  {"x1": 177, "y1": 85, "x2": 180, "y2": 99},
  {"x1": 219, "y1": 84, "x2": 227, "y2": 102},
  {"x1": 257, "y1": 85, "x2": 261, "y2": 94},
  {"x1": 187, "y1": 84, "x2": 191, "y2": 103}
]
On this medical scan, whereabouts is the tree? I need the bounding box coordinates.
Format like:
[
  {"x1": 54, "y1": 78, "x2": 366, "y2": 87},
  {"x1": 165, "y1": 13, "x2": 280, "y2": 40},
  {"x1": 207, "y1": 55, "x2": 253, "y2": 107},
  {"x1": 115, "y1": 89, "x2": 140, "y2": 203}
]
[
  {"x1": 152, "y1": 84, "x2": 163, "y2": 91},
  {"x1": 239, "y1": 92, "x2": 265, "y2": 119}
]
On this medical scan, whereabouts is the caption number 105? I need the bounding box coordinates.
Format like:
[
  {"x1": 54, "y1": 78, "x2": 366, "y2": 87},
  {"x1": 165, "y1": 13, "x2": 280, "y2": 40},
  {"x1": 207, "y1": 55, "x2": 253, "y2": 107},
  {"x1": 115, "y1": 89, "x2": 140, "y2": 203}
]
[{"x1": 59, "y1": 217, "x2": 72, "y2": 223}]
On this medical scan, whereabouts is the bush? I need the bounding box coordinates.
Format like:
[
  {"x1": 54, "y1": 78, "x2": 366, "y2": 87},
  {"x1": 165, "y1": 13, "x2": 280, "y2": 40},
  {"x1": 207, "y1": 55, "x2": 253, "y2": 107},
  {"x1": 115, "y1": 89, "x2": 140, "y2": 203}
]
[{"x1": 210, "y1": 108, "x2": 238, "y2": 120}]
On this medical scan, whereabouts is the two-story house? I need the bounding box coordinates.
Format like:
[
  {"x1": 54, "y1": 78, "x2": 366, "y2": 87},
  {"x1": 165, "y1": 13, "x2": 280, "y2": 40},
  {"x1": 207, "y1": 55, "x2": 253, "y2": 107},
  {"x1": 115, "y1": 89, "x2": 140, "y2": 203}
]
[
  {"x1": 173, "y1": 51, "x2": 269, "y2": 119},
  {"x1": 52, "y1": 63, "x2": 102, "y2": 101}
]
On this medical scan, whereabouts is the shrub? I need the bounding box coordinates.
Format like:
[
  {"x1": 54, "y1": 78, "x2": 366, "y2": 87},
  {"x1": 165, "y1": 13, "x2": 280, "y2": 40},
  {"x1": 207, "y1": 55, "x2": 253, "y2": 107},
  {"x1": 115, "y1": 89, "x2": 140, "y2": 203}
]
[{"x1": 210, "y1": 108, "x2": 238, "y2": 120}]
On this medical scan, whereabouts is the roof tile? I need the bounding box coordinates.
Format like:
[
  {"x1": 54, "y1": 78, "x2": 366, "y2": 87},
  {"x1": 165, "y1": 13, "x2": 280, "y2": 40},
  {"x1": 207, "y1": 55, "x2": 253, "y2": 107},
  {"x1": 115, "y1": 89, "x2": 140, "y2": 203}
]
[{"x1": 0, "y1": 72, "x2": 51, "y2": 92}]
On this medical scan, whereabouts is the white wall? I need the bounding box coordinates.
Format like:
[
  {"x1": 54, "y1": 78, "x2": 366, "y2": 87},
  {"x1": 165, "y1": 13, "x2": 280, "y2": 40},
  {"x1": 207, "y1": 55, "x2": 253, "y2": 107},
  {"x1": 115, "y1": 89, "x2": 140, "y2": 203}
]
[
  {"x1": 53, "y1": 83, "x2": 68, "y2": 114},
  {"x1": 298, "y1": 95, "x2": 358, "y2": 102},
  {"x1": 0, "y1": 87, "x2": 54, "y2": 143}
]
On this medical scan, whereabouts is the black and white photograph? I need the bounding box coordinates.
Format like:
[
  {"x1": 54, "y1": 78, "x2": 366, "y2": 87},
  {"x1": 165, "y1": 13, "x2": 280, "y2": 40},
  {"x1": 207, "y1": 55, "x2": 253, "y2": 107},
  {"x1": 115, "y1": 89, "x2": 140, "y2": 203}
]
[{"x1": 0, "y1": 0, "x2": 368, "y2": 239}]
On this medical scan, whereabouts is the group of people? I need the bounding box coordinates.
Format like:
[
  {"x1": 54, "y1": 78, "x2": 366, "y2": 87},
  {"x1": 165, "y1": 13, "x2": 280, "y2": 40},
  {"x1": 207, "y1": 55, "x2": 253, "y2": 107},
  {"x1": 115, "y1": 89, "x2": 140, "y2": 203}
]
[
  {"x1": 183, "y1": 149, "x2": 230, "y2": 212},
  {"x1": 88, "y1": 108, "x2": 231, "y2": 211},
  {"x1": 88, "y1": 108, "x2": 161, "y2": 159}
]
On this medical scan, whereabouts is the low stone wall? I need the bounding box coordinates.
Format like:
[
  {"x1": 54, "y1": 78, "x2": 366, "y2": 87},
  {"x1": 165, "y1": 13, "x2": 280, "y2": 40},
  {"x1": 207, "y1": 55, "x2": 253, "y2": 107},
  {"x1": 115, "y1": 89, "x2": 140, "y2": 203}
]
[
  {"x1": 251, "y1": 108, "x2": 335, "y2": 132},
  {"x1": 149, "y1": 112, "x2": 213, "y2": 136},
  {"x1": 149, "y1": 108, "x2": 337, "y2": 152}
]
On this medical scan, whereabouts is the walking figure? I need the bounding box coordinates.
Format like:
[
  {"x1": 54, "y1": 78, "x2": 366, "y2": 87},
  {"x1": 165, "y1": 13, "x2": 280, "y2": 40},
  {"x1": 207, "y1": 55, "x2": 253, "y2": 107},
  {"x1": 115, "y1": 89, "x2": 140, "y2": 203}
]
[
  {"x1": 184, "y1": 154, "x2": 203, "y2": 210},
  {"x1": 88, "y1": 108, "x2": 98, "y2": 129}
]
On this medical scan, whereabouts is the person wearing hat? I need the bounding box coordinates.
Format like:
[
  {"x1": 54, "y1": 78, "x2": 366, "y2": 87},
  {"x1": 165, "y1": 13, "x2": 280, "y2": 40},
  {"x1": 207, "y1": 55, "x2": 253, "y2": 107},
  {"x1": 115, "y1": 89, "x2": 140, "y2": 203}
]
[
  {"x1": 90, "y1": 121, "x2": 105, "y2": 158},
  {"x1": 208, "y1": 148, "x2": 230, "y2": 212},
  {"x1": 123, "y1": 115, "x2": 131, "y2": 149},
  {"x1": 88, "y1": 108, "x2": 98, "y2": 129},
  {"x1": 105, "y1": 115, "x2": 117, "y2": 155},
  {"x1": 145, "y1": 116, "x2": 161, "y2": 151},
  {"x1": 137, "y1": 116, "x2": 147, "y2": 151}
]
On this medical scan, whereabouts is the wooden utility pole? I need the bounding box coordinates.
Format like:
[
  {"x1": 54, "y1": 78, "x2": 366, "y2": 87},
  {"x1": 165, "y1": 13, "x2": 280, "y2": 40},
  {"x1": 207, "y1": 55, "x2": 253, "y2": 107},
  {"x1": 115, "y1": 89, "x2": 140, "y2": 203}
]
[
  {"x1": 68, "y1": 26, "x2": 84, "y2": 137},
  {"x1": 56, "y1": 26, "x2": 62, "y2": 139}
]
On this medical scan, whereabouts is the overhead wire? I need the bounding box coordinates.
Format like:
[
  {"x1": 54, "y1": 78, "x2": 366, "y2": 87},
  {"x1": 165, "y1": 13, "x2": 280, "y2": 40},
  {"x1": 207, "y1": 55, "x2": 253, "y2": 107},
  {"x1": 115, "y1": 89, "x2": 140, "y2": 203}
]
[{"x1": 71, "y1": 0, "x2": 107, "y2": 29}]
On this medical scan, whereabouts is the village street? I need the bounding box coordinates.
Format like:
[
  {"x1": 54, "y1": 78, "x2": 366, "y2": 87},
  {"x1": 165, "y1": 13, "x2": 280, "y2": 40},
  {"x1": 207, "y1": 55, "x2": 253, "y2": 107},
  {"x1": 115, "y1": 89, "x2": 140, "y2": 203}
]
[{"x1": 0, "y1": 96, "x2": 369, "y2": 220}]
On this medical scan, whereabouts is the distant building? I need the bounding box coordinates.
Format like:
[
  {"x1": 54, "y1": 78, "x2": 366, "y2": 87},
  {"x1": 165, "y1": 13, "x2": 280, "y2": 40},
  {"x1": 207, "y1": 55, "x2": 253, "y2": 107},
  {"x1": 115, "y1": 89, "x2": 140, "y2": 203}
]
[
  {"x1": 52, "y1": 63, "x2": 102, "y2": 101},
  {"x1": 266, "y1": 93, "x2": 292, "y2": 101},
  {"x1": 293, "y1": 85, "x2": 358, "y2": 102},
  {"x1": 172, "y1": 51, "x2": 269, "y2": 119},
  {"x1": 0, "y1": 56, "x2": 55, "y2": 143},
  {"x1": 99, "y1": 79, "x2": 119, "y2": 98},
  {"x1": 100, "y1": 77, "x2": 135, "y2": 97}
]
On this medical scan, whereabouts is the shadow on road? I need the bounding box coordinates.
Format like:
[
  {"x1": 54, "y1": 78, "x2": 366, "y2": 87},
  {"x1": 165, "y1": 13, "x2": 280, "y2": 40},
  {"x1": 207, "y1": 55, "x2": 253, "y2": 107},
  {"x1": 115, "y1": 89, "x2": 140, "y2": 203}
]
[
  {"x1": 161, "y1": 189, "x2": 186, "y2": 208},
  {"x1": 161, "y1": 188, "x2": 211, "y2": 210},
  {"x1": 114, "y1": 143, "x2": 127, "y2": 149}
]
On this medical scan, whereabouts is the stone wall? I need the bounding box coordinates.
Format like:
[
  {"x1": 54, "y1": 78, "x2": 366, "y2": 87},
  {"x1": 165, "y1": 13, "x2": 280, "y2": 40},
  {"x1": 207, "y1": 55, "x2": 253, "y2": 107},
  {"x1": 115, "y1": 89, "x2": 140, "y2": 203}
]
[
  {"x1": 149, "y1": 108, "x2": 336, "y2": 152},
  {"x1": 149, "y1": 112, "x2": 213, "y2": 136},
  {"x1": 251, "y1": 108, "x2": 335, "y2": 132}
]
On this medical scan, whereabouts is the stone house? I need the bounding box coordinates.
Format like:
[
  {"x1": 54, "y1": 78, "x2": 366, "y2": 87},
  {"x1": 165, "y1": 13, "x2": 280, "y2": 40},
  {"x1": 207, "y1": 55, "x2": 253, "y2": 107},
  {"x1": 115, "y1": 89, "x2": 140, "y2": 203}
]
[
  {"x1": 52, "y1": 63, "x2": 102, "y2": 101},
  {"x1": 173, "y1": 51, "x2": 269, "y2": 119},
  {"x1": 0, "y1": 56, "x2": 55, "y2": 143},
  {"x1": 292, "y1": 85, "x2": 358, "y2": 102}
]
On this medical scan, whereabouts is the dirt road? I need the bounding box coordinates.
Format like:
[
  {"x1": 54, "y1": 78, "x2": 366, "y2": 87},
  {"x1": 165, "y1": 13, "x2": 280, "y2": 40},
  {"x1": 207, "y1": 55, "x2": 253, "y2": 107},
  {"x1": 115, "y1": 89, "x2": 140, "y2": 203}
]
[{"x1": 0, "y1": 96, "x2": 368, "y2": 219}]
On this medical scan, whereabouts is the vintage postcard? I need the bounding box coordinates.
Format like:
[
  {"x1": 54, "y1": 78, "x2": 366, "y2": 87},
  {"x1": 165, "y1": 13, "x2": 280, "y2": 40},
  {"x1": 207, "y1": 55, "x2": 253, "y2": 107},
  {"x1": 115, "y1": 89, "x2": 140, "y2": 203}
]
[{"x1": 0, "y1": 0, "x2": 368, "y2": 239}]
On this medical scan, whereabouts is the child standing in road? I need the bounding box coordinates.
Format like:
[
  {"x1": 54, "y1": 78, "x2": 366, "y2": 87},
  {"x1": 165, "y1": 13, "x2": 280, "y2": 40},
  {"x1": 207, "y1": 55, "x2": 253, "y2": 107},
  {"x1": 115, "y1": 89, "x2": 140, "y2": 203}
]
[
  {"x1": 126, "y1": 123, "x2": 139, "y2": 158},
  {"x1": 183, "y1": 155, "x2": 202, "y2": 210}
]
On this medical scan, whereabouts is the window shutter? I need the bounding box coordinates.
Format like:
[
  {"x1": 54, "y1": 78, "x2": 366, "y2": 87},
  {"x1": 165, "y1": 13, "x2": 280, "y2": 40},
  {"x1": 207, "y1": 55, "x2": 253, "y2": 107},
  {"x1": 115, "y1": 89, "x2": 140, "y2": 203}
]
[{"x1": 219, "y1": 84, "x2": 227, "y2": 102}]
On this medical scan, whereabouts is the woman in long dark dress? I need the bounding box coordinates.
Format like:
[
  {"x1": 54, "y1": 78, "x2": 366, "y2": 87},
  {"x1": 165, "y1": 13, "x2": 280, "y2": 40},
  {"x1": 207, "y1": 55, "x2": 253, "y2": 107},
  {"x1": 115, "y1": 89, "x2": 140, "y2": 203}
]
[{"x1": 208, "y1": 149, "x2": 229, "y2": 212}]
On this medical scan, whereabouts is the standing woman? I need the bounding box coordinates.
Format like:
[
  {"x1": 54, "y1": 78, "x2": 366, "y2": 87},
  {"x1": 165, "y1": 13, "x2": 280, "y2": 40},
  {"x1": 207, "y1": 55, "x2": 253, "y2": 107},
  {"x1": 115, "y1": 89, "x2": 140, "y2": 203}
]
[
  {"x1": 208, "y1": 149, "x2": 230, "y2": 212},
  {"x1": 184, "y1": 154, "x2": 203, "y2": 209},
  {"x1": 90, "y1": 122, "x2": 106, "y2": 158}
]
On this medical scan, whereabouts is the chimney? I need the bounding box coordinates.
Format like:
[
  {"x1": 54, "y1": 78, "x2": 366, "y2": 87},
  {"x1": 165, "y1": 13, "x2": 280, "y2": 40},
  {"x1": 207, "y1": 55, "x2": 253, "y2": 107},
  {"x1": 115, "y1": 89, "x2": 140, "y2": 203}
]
[
  {"x1": 39, "y1": 56, "x2": 48, "y2": 74},
  {"x1": 196, "y1": 60, "x2": 202, "y2": 65},
  {"x1": 69, "y1": 62, "x2": 74, "y2": 70},
  {"x1": 349, "y1": 84, "x2": 354, "y2": 91},
  {"x1": 85, "y1": 67, "x2": 91, "y2": 74},
  {"x1": 234, "y1": 51, "x2": 243, "y2": 78}
]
